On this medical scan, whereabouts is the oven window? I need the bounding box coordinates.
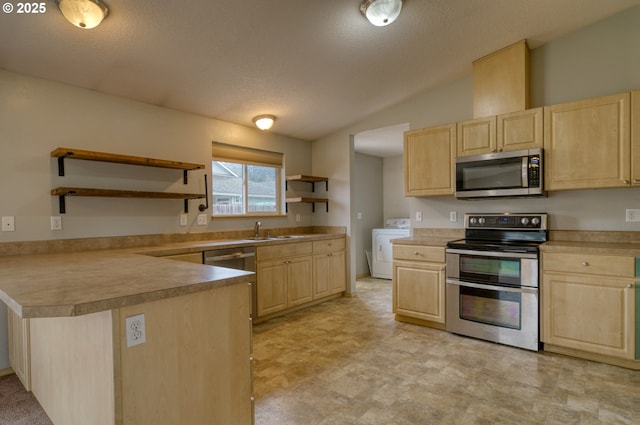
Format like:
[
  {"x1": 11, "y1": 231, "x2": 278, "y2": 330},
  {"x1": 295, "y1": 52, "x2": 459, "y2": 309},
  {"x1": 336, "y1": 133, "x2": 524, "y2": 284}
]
[
  {"x1": 460, "y1": 286, "x2": 521, "y2": 329},
  {"x1": 459, "y1": 256, "x2": 520, "y2": 285}
]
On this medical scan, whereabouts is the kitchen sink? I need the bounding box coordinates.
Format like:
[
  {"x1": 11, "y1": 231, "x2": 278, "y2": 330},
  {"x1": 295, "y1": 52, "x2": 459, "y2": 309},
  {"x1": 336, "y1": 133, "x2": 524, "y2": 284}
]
[{"x1": 244, "y1": 235, "x2": 302, "y2": 241}]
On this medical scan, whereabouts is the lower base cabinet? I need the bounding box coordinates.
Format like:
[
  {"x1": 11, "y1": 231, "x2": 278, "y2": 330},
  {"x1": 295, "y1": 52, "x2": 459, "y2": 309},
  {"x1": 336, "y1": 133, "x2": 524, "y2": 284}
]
[
  {"x1": 256, "y1": 237, "x2": 346, "y2": 321},
  {"x1": 392, "y1": 244, "x2": 446, "y2": 327},
  {"x1": 542, "y1": 251, "x2": 637, "y2": 368},
  {"x1": 8, "y1": 284, "x2": 254, "y2": 425}
]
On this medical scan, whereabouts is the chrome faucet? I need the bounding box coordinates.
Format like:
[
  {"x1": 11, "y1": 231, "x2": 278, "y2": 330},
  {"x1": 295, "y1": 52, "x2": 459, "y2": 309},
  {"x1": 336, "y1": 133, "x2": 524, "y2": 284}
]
[{"x1": 254, "y1": 221, "x2": 261, "y2": 238}]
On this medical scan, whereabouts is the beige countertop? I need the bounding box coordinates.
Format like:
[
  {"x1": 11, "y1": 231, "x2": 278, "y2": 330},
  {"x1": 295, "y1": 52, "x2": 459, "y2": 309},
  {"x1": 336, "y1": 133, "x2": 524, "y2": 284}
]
[
  {"x1": 540, "y1": 240, "x2": 640, "y2": 256},
  {"x1": 0, "y1": 233, "x2": 344, "y2": 319},
  {"x1": 390, "y1": 236, "x2": 454, "y2": 248}
]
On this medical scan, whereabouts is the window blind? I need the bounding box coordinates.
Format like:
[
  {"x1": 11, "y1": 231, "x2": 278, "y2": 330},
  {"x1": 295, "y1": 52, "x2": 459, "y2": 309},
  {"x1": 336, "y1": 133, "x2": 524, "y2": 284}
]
[{"x1": 212, "y1": 142, "x2": 283, "y2": 167}]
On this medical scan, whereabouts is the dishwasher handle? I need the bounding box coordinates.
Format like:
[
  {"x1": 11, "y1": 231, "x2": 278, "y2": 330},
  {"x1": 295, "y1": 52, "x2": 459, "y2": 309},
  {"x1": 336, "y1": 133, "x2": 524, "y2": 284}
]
[{"x1": 205, "y1": 252, "x2": 255, "y2": 262}]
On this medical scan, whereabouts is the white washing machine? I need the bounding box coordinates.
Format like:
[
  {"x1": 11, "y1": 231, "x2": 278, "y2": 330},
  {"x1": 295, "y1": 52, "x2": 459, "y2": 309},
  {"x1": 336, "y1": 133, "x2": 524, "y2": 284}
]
[{"x1": 371, "y1": 218, "x2": 410, "y2": 279}]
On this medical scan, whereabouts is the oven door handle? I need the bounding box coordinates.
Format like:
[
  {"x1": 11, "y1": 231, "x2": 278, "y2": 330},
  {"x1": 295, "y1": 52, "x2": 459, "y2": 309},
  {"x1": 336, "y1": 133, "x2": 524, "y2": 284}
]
[
  {"x1": 445, "y1": 248, "x2": 538, "y2": 259},
  {"x1": 446, "y1": 279, "x2": 538, "y2": 294}
]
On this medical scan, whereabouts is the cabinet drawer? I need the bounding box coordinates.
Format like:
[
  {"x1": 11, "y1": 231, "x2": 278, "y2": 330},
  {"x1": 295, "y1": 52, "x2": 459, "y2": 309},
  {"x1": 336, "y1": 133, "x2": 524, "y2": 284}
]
[
  {"x1": 543, "y1": 252, "x2": 635, "y2": 277},
  {"x1": 393, "y1": 245, "x2": 445, "y2": 263},
  {"x1": 257, "y1": 242, "x2": 312, "y2": 261},
  {"x1": 313, "y1": 238, "x2": 345, "y2": 253}
]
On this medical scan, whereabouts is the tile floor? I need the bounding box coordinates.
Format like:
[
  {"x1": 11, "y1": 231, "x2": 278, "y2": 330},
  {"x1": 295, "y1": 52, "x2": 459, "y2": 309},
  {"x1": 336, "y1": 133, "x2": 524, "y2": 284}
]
[{"x1": 253, "y1": 278, "x2": 640, "y2": 425}]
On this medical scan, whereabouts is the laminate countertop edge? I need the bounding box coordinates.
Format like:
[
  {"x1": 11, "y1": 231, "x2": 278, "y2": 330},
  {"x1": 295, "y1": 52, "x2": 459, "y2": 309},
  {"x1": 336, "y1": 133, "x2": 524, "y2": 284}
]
[{"x1": 0, "y1": 233, "x2": 344, "y2": 319}]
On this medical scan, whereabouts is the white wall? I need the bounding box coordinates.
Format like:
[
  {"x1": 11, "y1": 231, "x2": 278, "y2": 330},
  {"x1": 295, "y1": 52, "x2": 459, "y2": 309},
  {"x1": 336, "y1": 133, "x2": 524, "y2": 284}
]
[{"x1": 312, "y1": 6, "x2": 640, "y2": 293}]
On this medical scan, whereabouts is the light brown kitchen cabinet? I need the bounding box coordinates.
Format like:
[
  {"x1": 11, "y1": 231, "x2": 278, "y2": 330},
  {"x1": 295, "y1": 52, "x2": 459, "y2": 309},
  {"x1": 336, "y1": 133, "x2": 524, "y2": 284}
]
[
  {"x1": 392, "y1": 244, "x2": 446, "y2": 328},
  {"x1": 256, "y1": 242, "x2": 313, "y2": 317},
  {"x1": 7, "y1": 308, "x2": 30, "y2": 390},
  {"x1": 632, "y1": 90, "x2": 640, "y2": 186},
  {"x1": 404, "y1": 124, "x2": 456, "y2": 197},
  {"x1": 13, "y1": 283, "x2": 254, "y2": 424},
  {"x1": 313, "y1": 238, "x2": 346, "y2": 298},
  {"x1": 542, "y1": 251, "x2": 636, "y2": 366},
  {"x1": 457, "y1": 116, "x2": 496, "y2": 156},
  {"x1": 457, "y1": 108, "x2": 543, "y2": 157},
  {"x1": 543, "y1": 92, "x2": 631, "y2": 190}
]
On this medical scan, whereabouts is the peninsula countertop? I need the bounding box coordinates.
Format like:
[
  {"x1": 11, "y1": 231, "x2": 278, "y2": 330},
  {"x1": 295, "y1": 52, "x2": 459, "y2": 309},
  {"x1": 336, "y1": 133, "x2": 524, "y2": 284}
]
[
  {"x1": 0, "y1": 232, "x2": 345, "y2": 319},
  {"x1": 0, "y1": 250, "x2": 253, "y2": 319}
]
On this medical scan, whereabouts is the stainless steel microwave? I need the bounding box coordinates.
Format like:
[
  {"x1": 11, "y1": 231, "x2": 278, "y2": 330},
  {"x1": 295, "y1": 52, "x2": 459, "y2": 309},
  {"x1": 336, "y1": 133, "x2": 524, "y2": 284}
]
[{"x1": 455, "y1": 148, "x2": 544, "y2": 199}]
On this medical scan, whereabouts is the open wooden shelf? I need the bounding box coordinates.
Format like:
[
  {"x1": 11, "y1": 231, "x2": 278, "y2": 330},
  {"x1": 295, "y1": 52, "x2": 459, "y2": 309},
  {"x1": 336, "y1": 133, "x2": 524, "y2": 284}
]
[
  {"x1": 285, "y1": 175, "x2": 329, "y2": 212},
  {"x1": 285, "y1": 175, "x2": 328, "y2": 191},
  {"x1": 285, "y1": 197, "x2": 329, "y2": 212},
  {"x1": 50, "y1": 148, "x2": 208, "y2": 214},
  {"x1": 51, "y1": 148, "x2": 205, "y2": 183},
  {"x1": 51, "y1": 187, "x2": 206, "y2": 214}
]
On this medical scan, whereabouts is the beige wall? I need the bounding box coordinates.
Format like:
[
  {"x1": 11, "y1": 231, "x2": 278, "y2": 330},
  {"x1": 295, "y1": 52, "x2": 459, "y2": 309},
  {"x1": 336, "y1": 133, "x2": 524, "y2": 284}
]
[{"x1": 0, "y1": 70, "x2": 313, "y2": 243}]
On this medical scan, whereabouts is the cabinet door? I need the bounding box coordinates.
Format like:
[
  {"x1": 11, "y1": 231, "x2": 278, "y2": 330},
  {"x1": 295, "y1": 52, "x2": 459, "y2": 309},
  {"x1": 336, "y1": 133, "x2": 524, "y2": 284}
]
[
  {"x1": 393, "y1": 261, "x2": 445, "y2": 324},
  {"x1": 404, "y1": 124, "x2": 456, "y2": 196},
  {"x1": 314, "y1": 251, "x2": 346, "y2": 297},
  {"x1": 256, "y1": 260, "x2": 287, "y2": 316},
  {"x1": 632, "y1": 90, "x2": 640, "y2": 186},
  {"x1": 497, "y1": 107, "x2": 543, "y2": 152},
  {"x1": 287, "y1": 256, "x2": 313, "y2": 307},
  {"x1": 457, "y1": 116, "x2": 496, "y2": 156},
  {"x1": 542, "y1": 273, "x2": 635, "y2": 360},
  {"x1": 313, "y1": 254, "x2": 332, "y2": 298},
  {"x1": 544, "y1": 92, "x2": 630, "y2": 190},
  {"x1": 329, "y1": 250, "x2": 346, "y2": 294}
]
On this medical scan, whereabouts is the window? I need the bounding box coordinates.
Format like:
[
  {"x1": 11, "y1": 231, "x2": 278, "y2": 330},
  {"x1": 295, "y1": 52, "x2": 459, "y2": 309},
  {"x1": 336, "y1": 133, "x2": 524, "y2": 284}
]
[{"x1": 211, "y1": 142, "x2": 284, "y2": 217}]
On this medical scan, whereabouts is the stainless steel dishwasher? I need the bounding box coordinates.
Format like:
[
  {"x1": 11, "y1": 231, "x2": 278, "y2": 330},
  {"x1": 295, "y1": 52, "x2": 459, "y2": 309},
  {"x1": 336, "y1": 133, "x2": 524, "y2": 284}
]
[{"x1": 203, "y1": 246, "x2": 256, "y2": 318}]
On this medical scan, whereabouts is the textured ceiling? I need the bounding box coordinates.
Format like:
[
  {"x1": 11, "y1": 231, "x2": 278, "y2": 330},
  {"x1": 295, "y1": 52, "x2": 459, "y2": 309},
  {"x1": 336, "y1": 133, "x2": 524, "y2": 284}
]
[{"x1": 0, "y1": 0, "x2": 638, "y2": 144}]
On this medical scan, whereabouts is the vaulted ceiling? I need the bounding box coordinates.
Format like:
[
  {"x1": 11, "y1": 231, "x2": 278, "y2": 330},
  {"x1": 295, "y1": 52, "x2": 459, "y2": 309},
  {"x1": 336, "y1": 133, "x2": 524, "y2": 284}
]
[{"x1": 1, "y1": 0, "x2": 638, "y2": 141}]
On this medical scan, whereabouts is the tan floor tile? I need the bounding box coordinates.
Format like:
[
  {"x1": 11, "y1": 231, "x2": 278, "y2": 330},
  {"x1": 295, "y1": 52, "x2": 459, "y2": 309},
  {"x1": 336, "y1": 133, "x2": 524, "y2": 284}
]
[{"x1": 254, "y1": 278, "x2": 637, "y2": 425}]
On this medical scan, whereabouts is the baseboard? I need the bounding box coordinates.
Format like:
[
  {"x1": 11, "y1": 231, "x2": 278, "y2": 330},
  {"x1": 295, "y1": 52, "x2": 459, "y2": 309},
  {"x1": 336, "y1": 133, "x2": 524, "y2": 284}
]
[{"x1": 0, "y1": 367, "x2": 15, "y2": 377}]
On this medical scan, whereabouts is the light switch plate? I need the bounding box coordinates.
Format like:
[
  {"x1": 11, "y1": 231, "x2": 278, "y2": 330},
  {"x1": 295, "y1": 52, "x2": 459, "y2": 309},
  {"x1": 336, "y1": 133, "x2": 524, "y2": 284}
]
[
  {"x1": 1, "y1": 216, "x2": 15, "y2": 232},
  {"x1": 179, "y1": 213, "x2": 188, "y2": 226},
  {"x1": 197, "y1": 214, "x2": 208, "y2": 225},
  {"x1": 415, "y1": 211, "x2": 423, "y2": 222}
]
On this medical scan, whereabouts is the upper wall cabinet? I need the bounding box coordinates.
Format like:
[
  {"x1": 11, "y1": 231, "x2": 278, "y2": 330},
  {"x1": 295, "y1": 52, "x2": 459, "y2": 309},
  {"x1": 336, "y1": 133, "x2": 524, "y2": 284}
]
[
  {"x1": 632, "y1": 90, "x2": 640, "y2": 186},
  {"x1": 404, "y1": 124, "x2": 456, "y2": 197},
  {"x1": 544, "y1": 93, "x2": 631, "y2": 191},
  {"x1": 457, "y1": 108, "x2": 543, "y2": 157}
]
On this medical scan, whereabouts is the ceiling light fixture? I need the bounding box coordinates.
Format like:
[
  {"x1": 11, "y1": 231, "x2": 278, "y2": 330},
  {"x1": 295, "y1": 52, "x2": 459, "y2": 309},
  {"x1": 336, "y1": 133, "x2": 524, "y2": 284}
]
[
  {"x1": 360, "y1": 0, "x2": 403, "y2": 27},
  {"x1": 57, "y1": 0, "x2": 109, "y2": 29},
  {"x1": 253, "y1": 115, "x2": 276, "y2": 131}
]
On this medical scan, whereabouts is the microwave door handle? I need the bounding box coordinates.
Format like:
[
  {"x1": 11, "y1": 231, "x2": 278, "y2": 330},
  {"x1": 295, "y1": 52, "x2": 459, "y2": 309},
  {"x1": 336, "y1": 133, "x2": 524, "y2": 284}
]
[{"x1": 522, "y1": 156, "x2": 529, "y2": 188}]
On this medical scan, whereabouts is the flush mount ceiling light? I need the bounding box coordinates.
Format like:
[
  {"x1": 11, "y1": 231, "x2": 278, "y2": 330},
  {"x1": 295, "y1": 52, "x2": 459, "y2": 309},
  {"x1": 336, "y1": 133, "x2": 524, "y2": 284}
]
[
  {"x1": 360, "y1": 0, "x2": 403, "y2": 27},
  {"x1": 57, "y1": 0, "x2": 109, "y2": 29},
  {"x1": 253, "y1": 115, "x2": 276, "y2": 131}
]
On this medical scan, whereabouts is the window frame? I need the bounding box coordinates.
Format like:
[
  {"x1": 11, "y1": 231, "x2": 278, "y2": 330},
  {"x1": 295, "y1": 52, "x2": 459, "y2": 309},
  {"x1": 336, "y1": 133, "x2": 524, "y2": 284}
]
[{"x1": 211, "y1": 142, "x2": 285, "y2": 218}]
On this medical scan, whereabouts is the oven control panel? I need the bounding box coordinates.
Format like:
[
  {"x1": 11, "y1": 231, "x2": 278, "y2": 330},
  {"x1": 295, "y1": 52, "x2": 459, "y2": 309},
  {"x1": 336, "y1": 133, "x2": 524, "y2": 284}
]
[{"x1": 465, "y1": 213, "x2": 547, "y2": 230}]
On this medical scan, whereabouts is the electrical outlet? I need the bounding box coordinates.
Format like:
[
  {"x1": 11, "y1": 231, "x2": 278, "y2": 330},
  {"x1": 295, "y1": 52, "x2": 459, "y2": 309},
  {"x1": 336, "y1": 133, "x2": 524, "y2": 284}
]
[
  {"x1": 125, "y1": 314, "x2": 146, "y2": 347},
  {"x1": 1, "y1": 216, "x2": 15, "y2": 232},
  {"x1": 450, "y1": 211, "x2": 458, "y2": 222},
  {"x1": 197, "y1": 214, "x2": 207, "y2": 225},
  {"x1": 295, "y1": 213, "x2": 301, "y2": 223},
  {"x1": 179, "y1": 213, "x2": 188, "y2": 226},
  {"x1": 51, "y1": 216, "x2": 62, "y2": 230},
  {"x1": 415, "y1": 211, "x2": 423, "y2": 222},
  {"x1": 626, "y1": 209, "x2": 640, "y2": 222}
]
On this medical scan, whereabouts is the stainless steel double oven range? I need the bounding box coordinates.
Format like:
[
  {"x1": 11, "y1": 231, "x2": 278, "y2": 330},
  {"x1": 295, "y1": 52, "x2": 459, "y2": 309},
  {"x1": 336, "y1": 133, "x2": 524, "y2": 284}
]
[{"x1": 445, "y1": 213, "x2": 548, "y2": 351}]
